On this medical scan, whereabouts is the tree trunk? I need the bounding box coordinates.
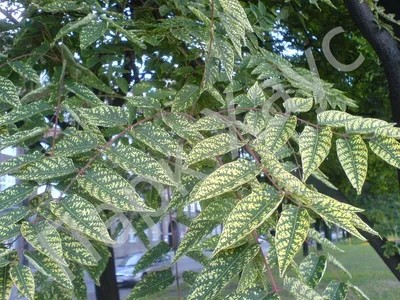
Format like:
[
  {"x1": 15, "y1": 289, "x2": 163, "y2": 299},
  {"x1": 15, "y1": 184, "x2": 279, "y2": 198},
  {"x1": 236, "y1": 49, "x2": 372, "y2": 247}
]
[
  {"x1": 95, "y1": 247, "x2": 120, "y2": 300},
  {"x1": 314, "y1": 219, "x2": 323, "y2": 251}
]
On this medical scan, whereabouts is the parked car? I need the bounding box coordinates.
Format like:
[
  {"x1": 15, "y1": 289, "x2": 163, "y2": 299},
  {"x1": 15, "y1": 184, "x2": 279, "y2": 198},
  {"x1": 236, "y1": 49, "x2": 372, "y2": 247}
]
[{"x1": 115, "y1": 252, "x2": 172, "y2": 286}]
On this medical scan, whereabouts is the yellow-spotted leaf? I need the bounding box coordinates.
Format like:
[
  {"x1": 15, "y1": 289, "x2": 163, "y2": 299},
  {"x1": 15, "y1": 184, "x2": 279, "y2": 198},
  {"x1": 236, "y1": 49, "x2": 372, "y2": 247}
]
[
  {"x1": 236, "y1": 262, "x2": 258, "y2": 292},
  {"x1": 299, "y1": 126, "x2": 332, "y2": 181},
  {"x1": 369, "y1": 136, "x2": 400, "y2": 169},
  {"x1": 105, "y1": 143, "x2": 175, "y2": 186},
  {"x1": 172, "y1": 83, "x2": 201, "y2": 112},
  {"x1": 21, "y1": 221, "x2": 67, "y2": 266},
  {"x1": 0, "y1": 224, "x2": 21, "y2": 243},
  {"x1": 10, "y1": 264, "x2": 35, "y2": 300},
  {"x1": 283, "y1": 276, "x2": 323, "y2": 300},
  {"x1": 347, "y1": 283, "x2": 370, "y2": 300},
  {"x1": 24, "y1": 251, "x2": 73, "y2": 289},
  {"x1": 0, "y1": 101, "x2": 51, "y2": 126},
  {"x1": 191, "y1": 115, "x2": 231, "y2": 131},
  {"x1": 345, "y1": 118, "x2": 393, "y2": 134},
  {"x1": 375, "y1": 126, "x2": 400, "y2": 139},
  {"x1": 0, "y1": 206, "x2": 30, "y2": 226},
  {"x1": 224, "y1": 287, "x2": 269, "y2": 300},
  {"x1": 182, "y1": 270, "x2": 198, "y2": 286},
  {"x1": 351, "y1": 214, "x2": 379, "y2": 236},
  {"x1": 9, "y1": 60, "x2": 40, "y2": 84},
  {"x1": 327, "y1": 254, "x2": 352, "y2": 278},
  {"x1": 317, "y1": 110, "x2": 359, "y2": 127},
  {"x1": 322, "y1": 281, "x2": 348, "y2": 300},
  {"x1": 85, "y1": 242, "x2": 110, "y2": 285},
  {"x1": 126, "y1": 269, "x2": 175, "y2": 300},
  {"x1": 50, "y1": 194, "x2": 115, "y2": 244},
  {"x1": 190, "y1": 235, "x2": 220, "y2": 252},
  {"x1": 59, "y1": 231, "x2": 98, "y2": 266},
  {"x1": 70, "y1": 263, "x2": 87, "y2": 300},
  {"x1": 299, "y1": 253, "x2": 327, "y2": 288},
  {"x1": 162, "y1": 113, "x2": 203, "y2": 144},
  {"x1": 0, "y1": 264, "x2": 12, "y2": 300},
  {"x1": 0, "y1": 182, "x2": 36, "y2": 212},
  {"x1": 215, "y1": 186, "x2": 283, "y2": 253},
  {"x1": 284, "y1": 97, "x2": 313, "y2": 113},
  {"x1": 80, "y1": 20, "x2": 107, "y2": 49},
  {"x1": 256, "y1": 115, "x2": 297, "y2": 154},
  {"x1": 0, "y1": 151, "x2": 43, "y2": 177},
  {"x1": 184, "y1": 134, "x2": 244, "y2": 168},
  {"x1": 336, "y1": 136, "x2": 368, "y2": 194},
  {"x1": 53, "y1": 130, "x2": 98, "y2": 157},
  {"x1": 15, "y1": 157, "x2": 76, "y2": 181},
  {"x1": 308, "y1": 229, "x2": 343, "y2": 252},
  {"x1": 187, "y1": 244, "x2": 260, "y2": 300},
  {"x1": 65, "y1": 82, "x2": 104, "y2": 106},
  {"x1": 77, "y1": 166, "x2": 154, "y2": 212},
  {"x1": 194, "y1": 199, "x2": 236, "y2": 223},
  {"x1": 79, "y1": 106, "x2": 130, "y2": 127},
  {"x1": 190, "y1": 159, "x2": 260, "y2": 202},
  {"x1": 172, "y1": 221, "x2": 219, "y2": 264},
  {"x1": 131, "y1": 123, "x2": 186, "y2": 159},
  {"x1": 133, "y1": 242, "x2": 171, "y2": 275},
  {"x1": 276, "y1": 208, "x2": 310, "y2": 277},
  {"x1": 0, "y1": 76, "x2": 20, "y2": 107},
  {"x1": 0, "y1": 127, "x2": 46, "y2": 150},
  {"x1": 311, "y1": 168, "x2": 338, "y2": 191}
]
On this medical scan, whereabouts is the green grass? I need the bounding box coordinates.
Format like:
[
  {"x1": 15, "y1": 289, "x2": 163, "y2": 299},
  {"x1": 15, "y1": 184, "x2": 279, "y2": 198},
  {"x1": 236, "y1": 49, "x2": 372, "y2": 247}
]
[{"x1": 144, "y1": 241, "x2": 400, "y2": 299}]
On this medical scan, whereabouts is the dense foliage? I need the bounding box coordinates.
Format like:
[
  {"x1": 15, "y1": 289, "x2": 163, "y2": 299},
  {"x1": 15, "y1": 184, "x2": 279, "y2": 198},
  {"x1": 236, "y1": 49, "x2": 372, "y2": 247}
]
[{"x1": 0, "y1": 0, "x2": 400, "y2": 299}]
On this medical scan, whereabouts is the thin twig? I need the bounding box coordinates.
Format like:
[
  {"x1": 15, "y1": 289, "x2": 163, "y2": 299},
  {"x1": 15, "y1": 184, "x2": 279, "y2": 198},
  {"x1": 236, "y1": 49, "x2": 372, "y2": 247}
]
[{"x1": 0, "y1": 52, "x2": 55, "y2": 69}]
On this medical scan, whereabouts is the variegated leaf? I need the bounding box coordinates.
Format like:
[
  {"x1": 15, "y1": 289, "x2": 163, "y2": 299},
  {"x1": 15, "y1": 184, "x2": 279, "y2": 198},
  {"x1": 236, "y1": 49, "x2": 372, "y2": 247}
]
[
  {"x1": 322, "y1": 281, "x2": 348, "y2": 300},
  {"x1": 283, "y1": 276, "x2": 323, "y2": 300},
  {"x1": 184, "y1": 134, "x2": 244, "y2": 168},
  {"x1": 299, "y1": 126, "x2": 332, "y2": 181},
  {"x1": 308, "y1": 229, "x2": 343, "y2": 252},
  {"x1": 182, "y1": 270, "x2": 198, "y2": 286},
  {"x1": 163, "y1": 113, "x2": 203, "y2": 144},
  {"x1": 0, "y1": 127, "x2": 46, "y2": 150},
  {"x1": 0, "y1": 151, "x2": 43, "y2": 177},
  {"x1": 70, "y1": 263, "x2": 87, "y2": 300},
  {"x1": 172, "y1": 84, "x2": 201, "y2": 112},
  {"x1": 191, "y1": 115, "x2": 230, "y2": 131},
  {"x1": 0, "y1": 224, "x2": 21, "y2": 243},
  {"x1": 10, "y1": 264, "x2": 35, "y2": 300},
  {"x1": 21, "y1": 221, "x2": 67, "y2": 266},
  {"x1": 65, "y1": 82, "x2": 103, "y2": 106},
  {"x1": 190, "y1": 159, "x2": 260, "y2": 202},
  {"x1": 172, "y1": 221, "x2": 219, "y2": 264},
  {"x1": 369, "y1": 136, "x2": 400, "y2": 169},
  {"x1": 126, "y1": 95, "x2": 161, "y2": 109},
  {"x1": 351, "y1": 214, "x2": 379, "y2": 236},
  {"x1": 375, "y1": 126, "x2": 400, "y2": 139},
  {"x1": 0, "y1": 264, "x2": 12, "y2": 300},
  {"x1": 345, "y1": 118, "x2": 393, "y2": 134},
  {"x1": 276, "y1": 208, "x2": 310, "y2": 277},
  {"x1": 187, "y1": 244, "x2": 260, "y2": 300},
  {"x1": 317, "y1": 110, "x2": 359, "y2": 127},
  {"x1": 53, "y1": 130, "x2": 98, "y2": 157},
  {"x1": 299, "y1": 253, "x2": 327, "y2": 288},
  {"x1": 327, "y1": 253, "x2": 352, "y2": 278},
  {"x1": 186, "y1": 251, "x2": 210, "y2": 266},
  {"x1": 77, "y1": 166, "x2": 153, "y2": 212},
  {"x1": 215, "y1": 186, "x2": 283, "y2": 253},
  {"x1": 50, "y1": 194, "x2": 115, "y2": 244},
  {"x1": 80, "y1": 20, "x2": 107, "y2": 49},
  {"x1": 133, "y1": 241, "x2": 171, "y2": 275},
  {"x1": 131, "y1": 123, "x2": 186, "y2": 159},
  {"x1": 0, "y1": 182, "x2": 36, "y2": 212},
  {"x1": 59, "y1": 231, "x2": 98, "y2": 266},
  {"x1": 15, "y1": 157, "x2": 76, "y2": 181},
  {"x1": 224, "y1": 287, "x2": 268, "y2": 300},
  {"x1": 215, "y1": 37, "x2": 234, "y2": 80},
  {"x1": 311, "y1": 168, "x2": 338, "y2": 191},
  {"x1": 105, "y1": 143, "x2": 175, "y2": 186},
  {"x1": 190, "y1": 235, "x2": 220, "y2": 252},
  {"x1": 79, "y1": 106, "x2": 129, "y2": 127},
  {"x1": 0, "y1": 76, "x2": 21, "y2": 107},
  {"x1": 347, "y1": 282, "x2": 370, "y2": 300},
  {"x1": 284, "y1": 97, "x2": 313, "y2": 113},
  {"x1": 0, "y1": 101, "x2": 51, "y2": 126},
  {"x1": 194, "y1": 199, "x2": 236, "y2": 223},
  {"x1": 9, "y1": 61, "x2": 40, "y2": 84},
  {"x1": 0, "y1": 206, "x2": 30, "y2": 226},
  {"x1": 237, "y1": 262, "x2": 258, "y2": 292},
  {"x1": 85, "y1": 242, "x2": 110, "y2": 286},
  {"x1": 336, "y1": 136, "x2": 368, "y2": 194},
  {"x1": 24, "y1": 251, "x2": 73, "y2": 289},
  {"x1": 126, "y1": 269, "x2": 175, "y2": 300}
]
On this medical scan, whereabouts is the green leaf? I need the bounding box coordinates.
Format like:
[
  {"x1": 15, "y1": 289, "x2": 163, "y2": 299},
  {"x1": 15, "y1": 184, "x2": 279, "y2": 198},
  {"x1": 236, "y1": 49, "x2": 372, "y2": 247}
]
[
  {"x1": 187, "y1": 244, "x2": 259, "y2": 300},
  {"x1": 77, "y1": 166, "x2": 154, "y2": 212},
  {"x1": 182, "y1": 270, "x2": 198, "y2": 286},
  {"x1": 15, "y1": 157, "x2": 76, "y2": 181},
  {"x1": 307, "y1": 229, "x2": 343, "y2": 252},
  {"x1": 50, "y1": 194, "x2": 115, "y2": 244},
  {"x1": 80, "y1": 20, "x2": 107, "y2": 49},
  {"x1": 131, "y1": 123, "x2": 186, "y2": 159},
  {"x1": 0, "y1": 127, "x2": 46, "y2": 150},
  {"x1": 194, "y1": 198, "x2": 236, "y2": 223},
  {"x1": 276, "y1": 208, "x2": 310, "y2": 277},
  {"x1": 0, "y1": 182, "x2": 36, "y2": 212},
  {"x1": 336, "y1": 136, "x2": 368, "y2": 194},
  {"x1": 283, "y1": 276, "x2": 323, "y2": 300},
  {"x1": 299, "y1": 253, "x2": 327, "y2": 288},
  {"x1": 0, "y1": 224, "x2": 21, "y2": 243},
  {"x1": 126, "y1": 269, "x2": 174, "y2": 300},
  {"x1": 0, "y1": 101, "x2": 51, "y2": 126},
  {"x1": 10, "y1": 264, "x2": 35, "y2": 300},
  {"x1": 21, "y1": 221, "x2": 67, "y2": 266},
  {"x1": 133, "y1": 242, "x2": 171, "y2": 275},
  {"x1": 190, "y1": 159, "x2": 260, "y2": 202},
  {"x1": 215, "y1": 37, "x2": 234, "y2": 80},
  {"x1": 317, "y1": 110, "x2": 358, "y2": 127},
  {"x1": 0, "y1": 151, "x2": 43, "y2": 177},
  {"x1": 375, "y1": 126, "x2": 400, "y2": 139},
  {"x1": 172, "y1": 84, "x2": 201, "y2": 112},
  {"x1": 256, "y1": 115, "x2": 297, "y2": 154},
  {"x1": 65, "y1": 82, "x2": 104, "y2": 106},
  {"x1": 0, "y1": 264, "x2": 12, "y2": 300},
  {"x1": 85, "y1": 242, "x2": 110, "y2": 286},
  {"x1": 284, "y1": 97, "x2": 313, "y2": 113},
  {"x1": 237, "y1": 262, "x2": 258, "y2": 292},
  {"x1": 310, "y1": 168, "x2": 338, "y2": 191},
  {"x1": 125, "y1": 96, "x2": 161, "y2": 109},
  {"x1": 0, "y1": 76, "x2": 21, "y2": 107},
  {"x1": 59, "y1": 231, "x2": 98, "y2": 266},
  {"x1": 224, "y1": 287, "x2": 268, "y2": 300},
  {"x1": 191, "y1": 115, "x2": 230, "y2": 131},
  {"x1": 9, "y1": 61, "x2": 40, "y2": 84},
  {"x1": 105, "y1": 143, "x2": 175, "y2": 185},
  {"x1": 110, "y1": 22, "x2": 146, "y2": 49},
  {"x1": 0, "y1": 206, "x2": 30, "y2": 226},
  {"x1": 162, "y1": 113, "x2": 203, "y2": 144},
  {"x1": 299, "y1": 126, "x2": 332, "y2": 181},
  {"x1": 215, "y1": 186, "x2": 283, "y2": 252},
  {"x1": 243, "y1": 111, "x2": 268, "y2": 136},
  {"x1": 322, "y1": 281, "x2": 348, "y2": 300},
  {"x1": 172, "y1": 220, "x2": 219, "y2": 264},
  {"x1": 219, "y1": 0, "x2": 253, "y2": 32},
  {"x1": 184, "y1": 133, "x2": 243, "y2": 168},
  {"x1": 79, "y1": 106, "x2": 129, "y2": 127},
  {"x1": 53, "y1": 130, "x2": 98, "y2": 157},
  {"x1": 24, "y1": 251, "x2": 73, "y2": 289},
  {"x1": 369, "y1": 136, "x2": 400, "y2": 169},
  {"x1": 70, "y1": 263, "x2": 87, "y2": 300},
  {"x1": 345, "y1": 118, "x2": 393, "y2": 134}
]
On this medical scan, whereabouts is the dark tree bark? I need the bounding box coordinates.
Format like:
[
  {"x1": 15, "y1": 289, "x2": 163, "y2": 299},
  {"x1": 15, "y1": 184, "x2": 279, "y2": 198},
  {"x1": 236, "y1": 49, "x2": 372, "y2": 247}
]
[
  {"x1": 314, "y1": 219, "x2": 323, "y2": 251},
  {"x1": 302, "y1": 241, "x2": 309, "y2": 257},
  {"x1": 95, "y1": 247, "x2": 120, "y2": 300}
]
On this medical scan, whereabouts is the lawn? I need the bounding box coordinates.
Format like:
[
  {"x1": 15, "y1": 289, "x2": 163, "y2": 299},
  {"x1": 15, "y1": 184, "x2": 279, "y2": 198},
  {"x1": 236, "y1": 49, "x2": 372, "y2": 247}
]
[{"x1": 143, "y1": 241, "x2": 400, "y2": 299}]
